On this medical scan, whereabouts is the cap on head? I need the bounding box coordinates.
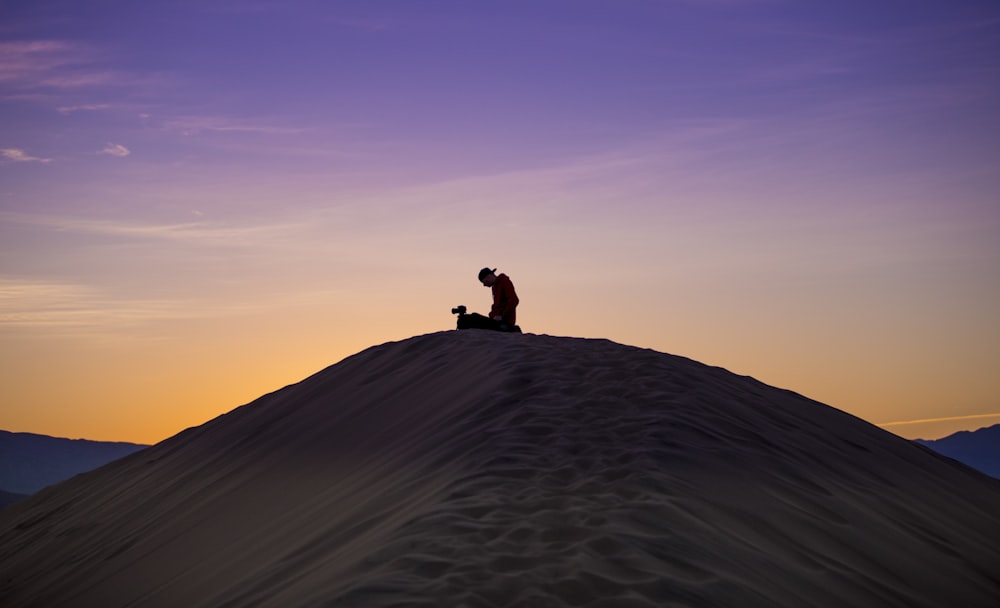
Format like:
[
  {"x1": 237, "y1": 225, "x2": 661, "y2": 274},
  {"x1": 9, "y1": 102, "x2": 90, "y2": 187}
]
[{"x1": 478, "y1": 267, "x2": 497, "y2": 281}]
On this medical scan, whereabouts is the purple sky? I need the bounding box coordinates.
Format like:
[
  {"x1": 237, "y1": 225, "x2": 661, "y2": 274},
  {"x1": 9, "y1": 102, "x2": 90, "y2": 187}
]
[{"x1": 2, "y1": 0, "x2": 999, "y2": 443}]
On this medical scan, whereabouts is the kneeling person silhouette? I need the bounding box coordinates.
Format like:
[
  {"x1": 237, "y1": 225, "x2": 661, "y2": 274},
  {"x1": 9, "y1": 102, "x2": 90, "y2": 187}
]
[{"x1": 453, "y1": 267, "x2": 521, "y2": 333}]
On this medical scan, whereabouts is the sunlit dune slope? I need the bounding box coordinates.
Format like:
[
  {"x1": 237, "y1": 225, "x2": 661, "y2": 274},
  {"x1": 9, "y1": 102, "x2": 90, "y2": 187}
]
[{"x1": 2, "y1": 331, "x2": 998, "y2": 607}]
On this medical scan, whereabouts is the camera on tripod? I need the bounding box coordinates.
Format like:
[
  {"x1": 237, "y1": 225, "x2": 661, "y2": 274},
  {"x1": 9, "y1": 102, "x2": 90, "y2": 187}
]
[{"x1": 451, "y1": 305, "x2": 467, "y2": 315}]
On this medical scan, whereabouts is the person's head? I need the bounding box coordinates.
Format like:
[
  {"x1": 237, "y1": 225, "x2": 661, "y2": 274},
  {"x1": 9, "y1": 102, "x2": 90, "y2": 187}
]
[{"x1": 478, "y1": 267, "x2": 497, "y2": 287}]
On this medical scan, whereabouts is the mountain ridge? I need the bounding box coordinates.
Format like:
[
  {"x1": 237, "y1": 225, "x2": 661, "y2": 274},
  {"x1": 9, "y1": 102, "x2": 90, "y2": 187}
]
[
  {"x1": 0, "y1": 430, "x2": 148, "y2": 497},
  {"x1": 918, "y1": 424, "x2": 1000, "y2": 479}
]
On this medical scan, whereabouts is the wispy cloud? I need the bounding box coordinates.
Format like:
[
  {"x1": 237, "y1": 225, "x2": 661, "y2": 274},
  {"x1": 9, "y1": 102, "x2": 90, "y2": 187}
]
[
  {"x1": 0, "y1": 39, "x2": 166, "y2": 101},
  {"x1": 0, "y1": 40, "x2": 108, "y2": 90},
  {"x1": 0, "y1": 148, "x2": 51, "y2": 163},
  {"x1": 57, "y1": 103, "x2": 112, "y2": 114},
  {"x1": 162, "y1": 115, "x2": 305, "y2": 136},
  {"x1": 99, "y1": 142, "x2": 130, "y2": 157},
  {"x1": 0, "y1": 278, "x2": 187, "y2": 333},
  {"x1": 877, "y1": 413, "x2": 1000, "y2": 428},
  {"x1": 0, "y1": 276, "x2": 343, "y2": 337},
  {"x1": 0, "y1": 211, "x2": 301, "y2": 247},
  {"x1": 0, "y1": 40, "x2": 77, "y2": 84}
]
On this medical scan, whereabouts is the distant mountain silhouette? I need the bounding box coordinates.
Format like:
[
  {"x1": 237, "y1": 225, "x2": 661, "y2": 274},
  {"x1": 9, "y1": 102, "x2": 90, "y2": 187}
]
[
  {"x1": 0, "y1": 430, "x2": 148, "y2": 497},
  {"x1": 918, "y1": 424, "x2": 1000, "y2": 479}
]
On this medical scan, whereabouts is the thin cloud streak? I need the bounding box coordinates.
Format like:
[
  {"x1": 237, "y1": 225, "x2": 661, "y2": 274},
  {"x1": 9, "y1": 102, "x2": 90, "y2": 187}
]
[
  {"x1": 0, "y1": 38, "x2": 171, "y2": 102},
  {"x1": 878, "y1": 413, "x2": 1000, "y2": 427},
  {"x1": 56, "y1": 103, "x2": 112, "y2": 114},
  {"x1": 1, "y1": 148, "x2": 51, "y2": 163},
  {"x1": 0, "y1": 40, "x2": 78, "y2": 83},
  {"x1": 0, "y1": 277, "x2": 344, "y2": 335},
  {"x1": 0, "y1": 39, "x2": 117, "y2": 91},
  {"x1": 0, "y1": 279, "x2": 178, "y2": 331},
  {"x1": 0, "y1": 211, "x2": 302, "y2": 246},
  {"x1": 162, "y1": 116, "x2": 307, "y2": 136}
]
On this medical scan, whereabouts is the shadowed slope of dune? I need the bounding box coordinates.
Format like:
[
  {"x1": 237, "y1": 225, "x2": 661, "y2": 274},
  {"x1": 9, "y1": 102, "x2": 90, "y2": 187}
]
[{"x1": 1, "y1": 331, "x2": 998, "y2": 607}]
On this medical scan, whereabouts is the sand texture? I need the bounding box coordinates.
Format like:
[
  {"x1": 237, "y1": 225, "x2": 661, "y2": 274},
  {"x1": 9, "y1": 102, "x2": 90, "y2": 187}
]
[{"x1": 2, "y1": 331, "x2": 999, "y2": 607}]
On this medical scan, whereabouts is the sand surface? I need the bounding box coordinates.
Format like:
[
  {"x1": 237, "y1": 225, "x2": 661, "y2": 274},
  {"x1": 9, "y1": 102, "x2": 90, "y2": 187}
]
[{"x1": 2, "y1": 330, "x2": 999, "y2": 607}]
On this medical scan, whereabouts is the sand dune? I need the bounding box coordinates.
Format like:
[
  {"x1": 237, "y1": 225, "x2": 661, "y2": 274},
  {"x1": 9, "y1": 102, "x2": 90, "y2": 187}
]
[{"x1": 2, "y1": 331, "x2": 999, "y2": 607}]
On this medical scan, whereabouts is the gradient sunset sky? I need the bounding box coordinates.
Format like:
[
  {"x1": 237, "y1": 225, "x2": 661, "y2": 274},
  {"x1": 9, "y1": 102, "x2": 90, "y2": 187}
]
[{"x1": 2, "y1": 0, "x2": 998, "y2": 444}]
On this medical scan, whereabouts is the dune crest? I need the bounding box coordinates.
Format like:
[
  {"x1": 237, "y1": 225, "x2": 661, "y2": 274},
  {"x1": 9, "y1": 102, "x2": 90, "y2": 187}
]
[{"x1": 2, "y1": 331, "x2": 999, "y2": 607}]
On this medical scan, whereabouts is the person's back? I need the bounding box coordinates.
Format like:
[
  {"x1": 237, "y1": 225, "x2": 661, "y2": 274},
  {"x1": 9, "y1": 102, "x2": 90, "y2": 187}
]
[{"x1": 488, "y1": 272, "x2": 518, "y2": 326}]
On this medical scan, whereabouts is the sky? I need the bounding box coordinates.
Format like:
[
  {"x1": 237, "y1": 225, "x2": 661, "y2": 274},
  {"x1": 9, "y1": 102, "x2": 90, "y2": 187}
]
[{"x1": 1, "y1": 0, "x2": 998, "y2": 444}]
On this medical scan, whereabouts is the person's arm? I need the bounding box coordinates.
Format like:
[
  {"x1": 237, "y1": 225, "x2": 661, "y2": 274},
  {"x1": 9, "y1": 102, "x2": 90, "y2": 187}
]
[{"x1": 490, "y1": 292, "x2": 503, "y2": 320}]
